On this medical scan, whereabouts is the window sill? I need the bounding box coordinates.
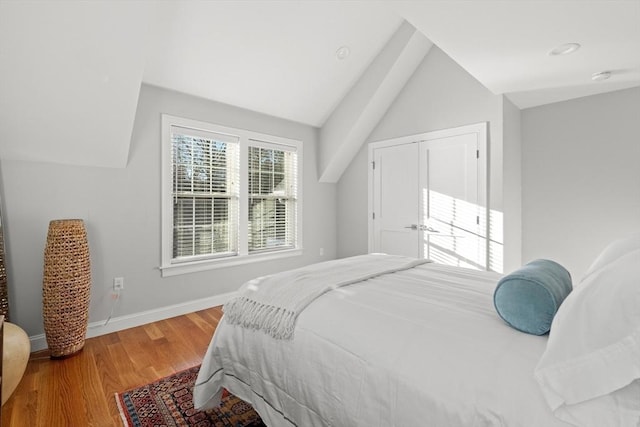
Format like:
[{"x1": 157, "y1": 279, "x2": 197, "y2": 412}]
[{"x1": 160, "y1": 248, "x2": 303, "y2": 277}]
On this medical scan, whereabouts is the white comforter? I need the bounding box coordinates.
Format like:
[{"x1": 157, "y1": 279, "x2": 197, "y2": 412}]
[
  {"x1": 224, "y1": 254, "x2": 428, "y2": 340},
  {"x1": 194, "y1": 262, "x2": 572, "y2": 427}
]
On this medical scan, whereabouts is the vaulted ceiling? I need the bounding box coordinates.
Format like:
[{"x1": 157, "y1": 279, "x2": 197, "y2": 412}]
[{"x1": 1, "y1": 1, "x2": 638, "y2": 171}]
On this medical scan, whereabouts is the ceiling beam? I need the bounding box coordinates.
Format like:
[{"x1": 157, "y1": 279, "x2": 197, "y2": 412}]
[{"x1": 318, "y1": 21, "x2": 433, "y2": 183}]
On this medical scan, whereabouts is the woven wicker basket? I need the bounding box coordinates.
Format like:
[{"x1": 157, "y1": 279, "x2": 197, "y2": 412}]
[{"x1": 43, "y1": 219, "x2": 91, "y2": 358}]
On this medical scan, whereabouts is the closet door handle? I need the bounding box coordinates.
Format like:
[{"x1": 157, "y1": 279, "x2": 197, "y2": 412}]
[{"x1": 404, "y1": 224, "x2": 418, "y2": 230}]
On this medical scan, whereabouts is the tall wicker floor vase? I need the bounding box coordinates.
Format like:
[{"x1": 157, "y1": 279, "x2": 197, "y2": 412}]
[{"x1": 42, "y1": 219, "x2": 91, "y2": 358}]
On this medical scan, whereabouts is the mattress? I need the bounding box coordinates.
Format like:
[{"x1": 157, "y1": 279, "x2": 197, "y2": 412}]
[{"x1": 194, "y1": 262, "x2": 572, "y2": 426}]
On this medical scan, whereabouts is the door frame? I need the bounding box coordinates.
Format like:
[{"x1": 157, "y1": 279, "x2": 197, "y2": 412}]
[{"x1": 367, "y1": 122, "x2": 489, "y2": 266}]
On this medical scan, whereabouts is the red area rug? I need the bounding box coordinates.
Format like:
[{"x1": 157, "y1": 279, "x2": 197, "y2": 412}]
[{"x1": 116, "y1": 365, "x2": 266, "y2": 427}]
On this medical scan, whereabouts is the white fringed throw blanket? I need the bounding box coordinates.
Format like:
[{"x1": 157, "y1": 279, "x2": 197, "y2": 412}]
[{"x1": 224, "y1": 254, "x2": 429, "y2": 339}]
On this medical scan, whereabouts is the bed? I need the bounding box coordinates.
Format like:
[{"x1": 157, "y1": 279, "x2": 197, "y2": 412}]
[{"x1": 194, "y1": 236, "x2": 640, "y2": 427}]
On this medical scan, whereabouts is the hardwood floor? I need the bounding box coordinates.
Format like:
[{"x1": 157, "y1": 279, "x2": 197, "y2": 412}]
[{"x1": 1, "y1": 306, "x2": 223, "y2": 427}]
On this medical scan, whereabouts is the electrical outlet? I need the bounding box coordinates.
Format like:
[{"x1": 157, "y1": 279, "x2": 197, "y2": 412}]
[{"x1": 113, "y1": 277, "x2": 124, "y2": 291}]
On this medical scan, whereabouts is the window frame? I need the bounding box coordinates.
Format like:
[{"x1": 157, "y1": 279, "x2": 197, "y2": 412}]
[{"x1": 160, "y1": 114, "x2": 303, "y2": 277}]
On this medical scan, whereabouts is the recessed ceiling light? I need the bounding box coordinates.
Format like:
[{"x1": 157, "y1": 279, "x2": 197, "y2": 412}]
[
  {"x1": 549, "y1": 43, "x2": 581, "y2": 56},
  {"x1": 592, "y1": 71, "x2": 612, "y2": 82},
  {"x1": 336, "y1": 46, "x2": 351, "y2": 60}
]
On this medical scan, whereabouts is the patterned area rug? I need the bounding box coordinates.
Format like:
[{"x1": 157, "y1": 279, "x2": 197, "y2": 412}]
[{"x1": 116, "y1": 365, "x2": 266, "y2": 427}]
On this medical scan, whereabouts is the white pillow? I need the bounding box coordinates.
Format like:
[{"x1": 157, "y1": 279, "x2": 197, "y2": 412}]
[
  {"x1": 582, "y1": 232, "x2": 640, "y2": 279},
  {"x1": 534, "y1": 248, "x2": 640, "y2": 427}
]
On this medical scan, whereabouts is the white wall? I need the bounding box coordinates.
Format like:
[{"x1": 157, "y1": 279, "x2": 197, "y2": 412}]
[
  {"x1": 521, "y1": 87, "x2": 640, "y2": 281},
  {"x1": 502, "y1": 97, "x2": 522, "y2": 271},
  {"x1": 337, "y1": 47, "x2": 513, "y2": 267},
  {"x1": 336, "y1": 144, "x2": 369, "y2": 259},
  {"x1": 0, "y1": 84, "x2": 337, "y2": 337}
]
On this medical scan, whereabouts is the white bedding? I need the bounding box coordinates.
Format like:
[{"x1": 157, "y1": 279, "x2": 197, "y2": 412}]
[
  {"x1": 194, "y1": 262, "x2": 572, "y2": 427},
  {"x1": 224, "y1": 254, "x2": 428, "y2": 340}
]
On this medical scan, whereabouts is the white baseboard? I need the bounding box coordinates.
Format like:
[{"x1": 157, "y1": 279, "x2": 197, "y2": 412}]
[{"x1": 29, "y1": 291, "x2": 237, "y2": 353}]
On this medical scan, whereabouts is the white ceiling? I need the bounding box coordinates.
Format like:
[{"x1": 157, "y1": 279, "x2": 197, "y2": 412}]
[
  {"x1": 0, "y1": 1, "x2": 638, "y2": 168},
  {"x1": 145, "y1": 0, "x2": 640, "y2": 126},
  {"x1": 398, "y1": 0, "x2": 640, "y2": 110},
  {"x1": 144, "y1": 1, "x2": 403, "y2": 128},
  {"x1": 0, "y1": 0, "x2": 152, "y2": 168}
]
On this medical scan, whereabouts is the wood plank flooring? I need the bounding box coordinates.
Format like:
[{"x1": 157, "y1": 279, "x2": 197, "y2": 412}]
[{"x1": 1, "y1": 306, "x2": 223, "y2": 427}]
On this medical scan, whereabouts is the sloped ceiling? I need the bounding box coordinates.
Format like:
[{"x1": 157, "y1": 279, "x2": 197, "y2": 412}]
[
  {"x1": 397, "y1": 0, "x2": 640, "y2": 109},
  {"x1": 0, "y1": 0, "x2": 155, "y2": 168},
  {"x1": 0, "y1": 1, "x2": 638, "y2": 169},
  {"x1": 144, "y1": 1, "x2": 403, "y2": 128}
]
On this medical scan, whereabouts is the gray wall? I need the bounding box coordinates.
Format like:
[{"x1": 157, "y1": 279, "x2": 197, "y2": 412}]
[
  {"x1": 0, "y1": 84, "x2": 337, "y2": 336},
  {"x1": 502, "y1": 97, "x2": 522, "y2": 270},
  {"x1": 337, "y1": 47, "x2": 514, "y2": 269},
  {"x1": 521, "y1": 87, "x2": 640, "y2": 280}
]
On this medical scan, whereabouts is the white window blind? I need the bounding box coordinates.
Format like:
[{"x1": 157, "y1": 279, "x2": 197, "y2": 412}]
[
  {"x1": 171, "y1": 126, "x2": 239, "y2": 261},
  {"x1": 247, "y1": 142, "x2": 298, "y2": 253},
  {"x1": 161, "y1": 115, "x2": 303, "y2": 276}
]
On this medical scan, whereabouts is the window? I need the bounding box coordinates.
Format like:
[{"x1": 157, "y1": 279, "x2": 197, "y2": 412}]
[
  {"x1": 161, "y1": 115, "x2": 302, "y2": 277},
  {"x1": 247, "y1": 143, "x2": 298, "y2": 253},
  {"x1": 172, "y1": 128, "x2": 240, "y2": 260}
]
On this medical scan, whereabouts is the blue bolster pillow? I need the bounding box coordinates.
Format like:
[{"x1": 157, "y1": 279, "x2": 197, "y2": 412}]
[{"x1": 494, "y1": 259, "x2": 572, "y2": 335}]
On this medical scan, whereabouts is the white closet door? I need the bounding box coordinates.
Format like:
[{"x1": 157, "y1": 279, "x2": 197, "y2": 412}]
[
  {"x1": 419, "y1": 132, "x2": 485, "y2": 270},
  {"x1": 371, "y1": 142, "x2": 420, "y2": 257},
  {"x1": 369, "y1": 123, "x2": 488, "y2": 269}
]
